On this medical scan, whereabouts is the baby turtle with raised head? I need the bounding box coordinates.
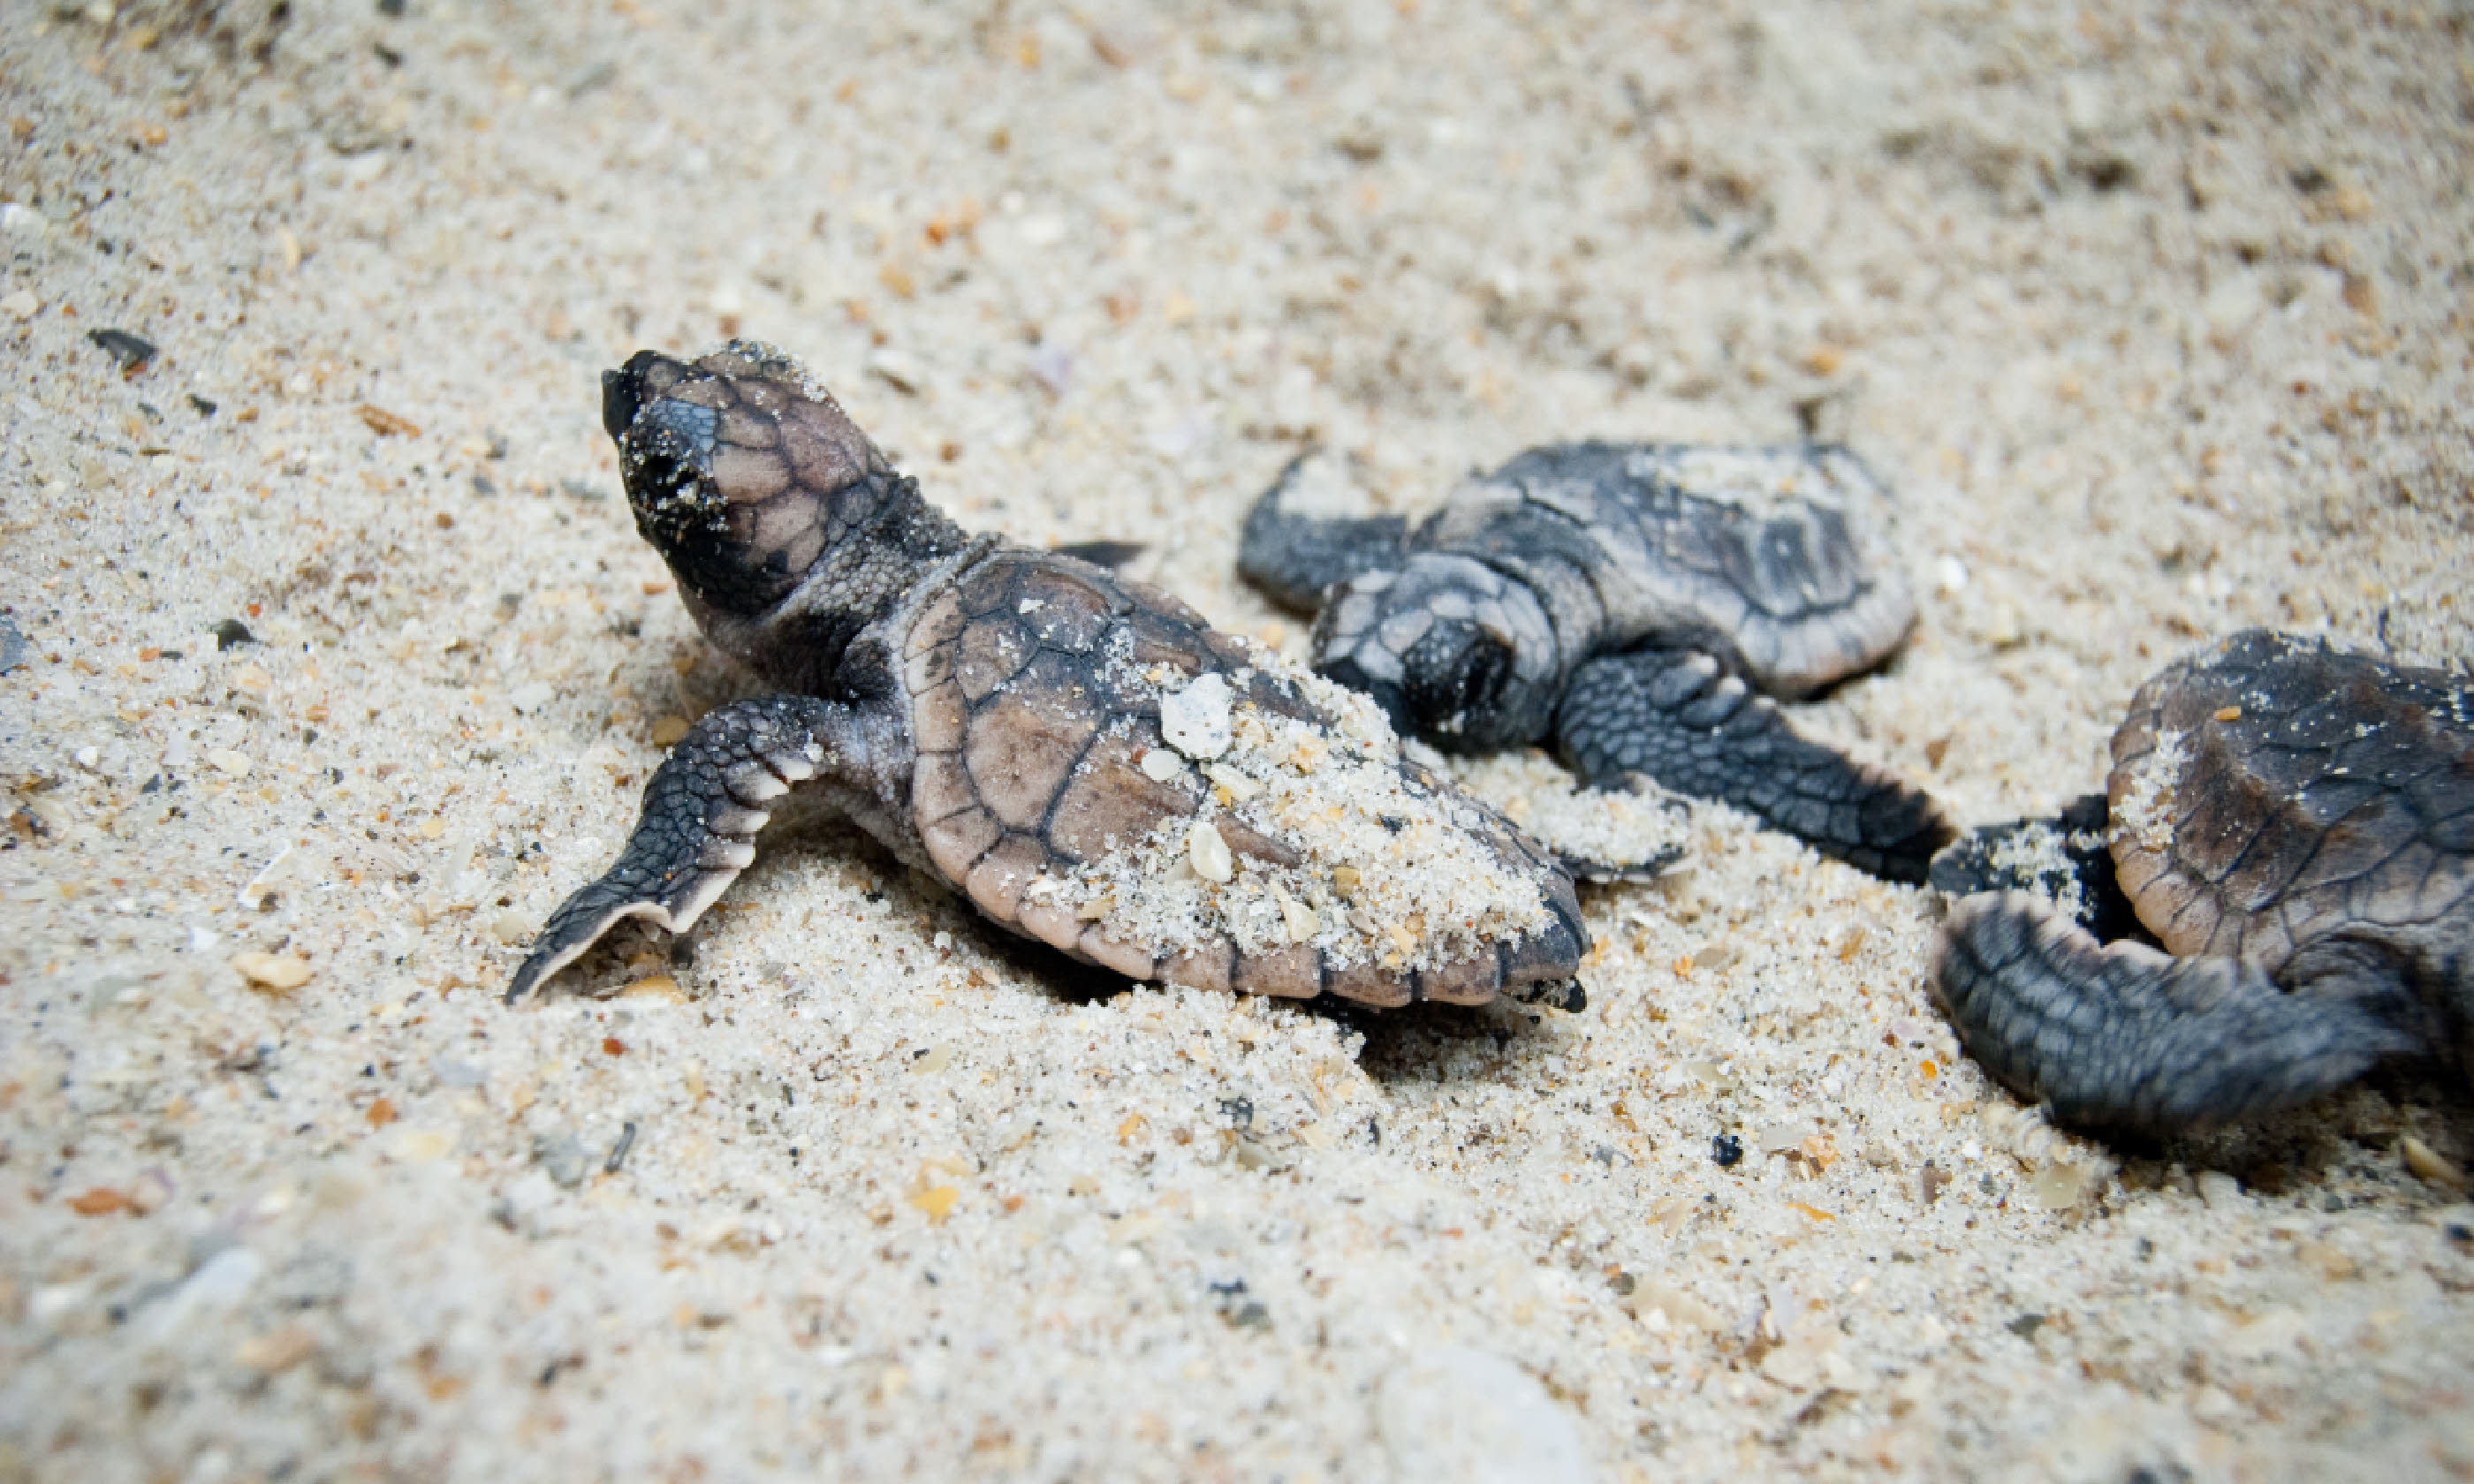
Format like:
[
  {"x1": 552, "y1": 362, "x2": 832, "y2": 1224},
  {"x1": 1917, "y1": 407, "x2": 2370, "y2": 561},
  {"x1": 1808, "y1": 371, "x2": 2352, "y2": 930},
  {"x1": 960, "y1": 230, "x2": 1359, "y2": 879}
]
[
  {"x1": 507, "y1": 344, "x2": 1589, "y2": 1010},
  {"x1": 1237, "y1": 443, "x2": 1952, "y2": 881},
  {"x1": 1931, "y1": 629, "x2": 2470, "y2": 1133}
]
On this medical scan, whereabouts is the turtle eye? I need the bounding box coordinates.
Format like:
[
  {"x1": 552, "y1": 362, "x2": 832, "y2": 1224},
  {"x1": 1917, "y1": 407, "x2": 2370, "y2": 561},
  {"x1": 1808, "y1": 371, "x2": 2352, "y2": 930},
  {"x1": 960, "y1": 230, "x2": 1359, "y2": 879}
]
[
  {"x1": 618, "y1": 400, "x2": 808, "y2": 618},
  {"x1": 621, "y1": 400, "x2": 725, "y2": 541},
  {"x1": 1400, "y1": 618, "x2": 1518, "y2": 746},
  {"x1": 602, "y1": 349, "x2": 690, "y2": 441}
]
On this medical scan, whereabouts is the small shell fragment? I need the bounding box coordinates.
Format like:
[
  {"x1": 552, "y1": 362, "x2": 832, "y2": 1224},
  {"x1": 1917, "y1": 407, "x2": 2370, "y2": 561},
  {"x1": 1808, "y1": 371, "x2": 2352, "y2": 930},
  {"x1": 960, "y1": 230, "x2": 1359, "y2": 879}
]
[
  {"x1": 1279, "y1": 896, "x2": 1318, "y2": 943},
  {"x1": 1159, "y1": 672, "x2": 1234, "y2": 760},
  {"x1": 2402, "y1": 1134, "x2": 2469, "y2": 1191},
  {"x1": 1188, "y1": 820, "x2": 1235, "y2": 883},
  {"x1": 231, "y1": 951, "x2": 311, "y2": 991},
  {"x1": 1203, "y1": 763, "x2": 1262, "y2": 802}
]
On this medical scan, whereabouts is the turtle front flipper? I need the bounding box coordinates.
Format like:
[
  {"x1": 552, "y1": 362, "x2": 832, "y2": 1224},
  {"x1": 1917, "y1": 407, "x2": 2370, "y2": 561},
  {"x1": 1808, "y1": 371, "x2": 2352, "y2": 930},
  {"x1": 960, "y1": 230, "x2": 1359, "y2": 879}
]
[
  {"x1": 1932, "y1": 893, "x2": 2422, "y2": 1134},
  {"x1": 1553, "y1": 648, "x2": 1952, "y2": 882},
  {"x1": 507, "y1": 695, "x2": 852, "y2": 1002},
  {"x1": 1236, "y1": 453, "x2": 1412, "y2": 613}
]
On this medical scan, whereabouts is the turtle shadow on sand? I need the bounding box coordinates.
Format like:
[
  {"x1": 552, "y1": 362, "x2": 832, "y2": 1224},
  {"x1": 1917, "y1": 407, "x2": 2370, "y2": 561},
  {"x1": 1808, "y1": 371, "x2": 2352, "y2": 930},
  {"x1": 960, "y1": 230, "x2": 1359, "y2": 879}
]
[{"x1": 2107, "y1": 1068, "x2": 2474, "y2": 1201}]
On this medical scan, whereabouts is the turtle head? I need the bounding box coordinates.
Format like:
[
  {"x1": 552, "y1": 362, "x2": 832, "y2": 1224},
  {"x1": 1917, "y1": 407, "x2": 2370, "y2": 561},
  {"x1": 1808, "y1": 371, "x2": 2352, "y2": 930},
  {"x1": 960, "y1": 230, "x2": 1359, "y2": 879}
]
[
  {"x1": 601, "y1": 342, "x2": 898, "y2": 620},
  {"x1": 1311, "y1": 552, "x2": 1560, "y2": 753}
]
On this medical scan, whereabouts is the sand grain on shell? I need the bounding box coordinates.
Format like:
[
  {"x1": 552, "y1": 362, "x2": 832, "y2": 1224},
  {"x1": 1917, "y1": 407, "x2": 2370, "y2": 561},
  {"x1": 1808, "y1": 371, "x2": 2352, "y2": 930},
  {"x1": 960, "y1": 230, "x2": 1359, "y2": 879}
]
[
  {"x1": 2112, "y1": 729, "x2": 2189, "y2": 859},
  {"x1": 1067, "y1": 645, "x2": 1552, "y2": 973}
]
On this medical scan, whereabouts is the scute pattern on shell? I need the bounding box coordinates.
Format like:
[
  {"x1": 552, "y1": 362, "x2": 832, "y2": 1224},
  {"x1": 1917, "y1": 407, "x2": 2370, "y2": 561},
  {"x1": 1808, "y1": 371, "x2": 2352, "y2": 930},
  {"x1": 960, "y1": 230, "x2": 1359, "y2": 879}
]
[
  {"x1": 2108, "y1": 630, "x2": 2474, "y2": 972},
  {"x1": 1930, "y1": 628, "x2": 2473, "y2": 1135},
  {"x1": 899, "y1": 549, "x2": 1585, "y2": 1004}
]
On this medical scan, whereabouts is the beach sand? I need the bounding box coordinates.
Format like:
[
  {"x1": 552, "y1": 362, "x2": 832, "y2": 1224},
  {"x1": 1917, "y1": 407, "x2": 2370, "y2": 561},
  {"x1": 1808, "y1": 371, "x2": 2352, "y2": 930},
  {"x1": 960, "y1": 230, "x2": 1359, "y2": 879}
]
[{"x1": 3, "y1": 2, "x2": 2470, "y2": 1478}]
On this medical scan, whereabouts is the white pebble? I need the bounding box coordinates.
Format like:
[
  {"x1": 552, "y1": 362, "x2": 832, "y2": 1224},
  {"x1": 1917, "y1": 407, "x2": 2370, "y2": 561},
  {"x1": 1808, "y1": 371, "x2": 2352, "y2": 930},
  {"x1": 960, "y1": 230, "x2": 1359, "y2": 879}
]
[
  {"x1": 206, "y1": 748, "x2": 253, "y2": 777},
  {"x1": 1377, "y1": 1346, "x2": 1590, "y2": 1484},
  {"x1": 1187, "y1": 820, "x2": 1234, "y2": 883},
  {"x1": 2197, "y1": 1170, "x2": 2247, "y2": 1210},
  {"x1": 0, "y1": 288, "x2": 36, "y2": 318},
  {"x1": 29, "y1": 1281, "x2": 92, "y2": 1327},
  {"x1": 144, "y1": 1246, "x2": 263, "y2": 1343},
  {"x1": 1758, "y1": 1121, "x2": 1818, "y2": 1155},
  {"x1": 1203, "y1": 763, "x2": 1261, "y2": 801},
  {"x1": 1140, "y1": 748, "x2": 1185, "y2": 782},
  {"x1": 1159, "y1": 672, "x2": 1233, "y2": 760}
]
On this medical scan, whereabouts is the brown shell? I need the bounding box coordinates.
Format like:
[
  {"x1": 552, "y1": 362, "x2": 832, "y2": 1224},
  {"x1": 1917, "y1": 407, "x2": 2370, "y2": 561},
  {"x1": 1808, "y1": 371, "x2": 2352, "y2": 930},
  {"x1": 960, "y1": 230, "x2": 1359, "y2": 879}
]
[
  {"x1": 2106, "y1": 630, "x2": 2474, "y2": 976},
  {"x1": 899, "y1": 549, "x2": 1583, "y2": 1005}
]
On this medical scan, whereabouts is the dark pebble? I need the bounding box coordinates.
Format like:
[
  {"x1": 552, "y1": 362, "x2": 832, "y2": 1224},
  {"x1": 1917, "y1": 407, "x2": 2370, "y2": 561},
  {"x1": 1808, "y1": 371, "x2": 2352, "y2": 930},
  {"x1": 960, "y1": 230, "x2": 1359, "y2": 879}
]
[
  {"x1": 1711, "y1": 1132, "x2": 1743, "y2": 1168},
  {"x1": 188, "y1": 393, "x2": 219, "y2": 417},
  {"x1": 87, "y1": 328, "x2": 157, "y2": 372},
  {"x1": 0, "y1": 616, "x2": 27, "y2": 675},
  {"x1": 603, "y1": 1120, "x2": 637, "y2": 1174},
  {"x1": 212, "y1": 618, "x2": 258, "y2": 650}
]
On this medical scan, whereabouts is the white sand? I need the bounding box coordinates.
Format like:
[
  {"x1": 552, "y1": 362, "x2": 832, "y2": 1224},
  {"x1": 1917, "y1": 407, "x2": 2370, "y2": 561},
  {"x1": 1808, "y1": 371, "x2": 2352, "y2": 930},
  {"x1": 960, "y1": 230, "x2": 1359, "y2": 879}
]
[{"x1": 4, "y1": 2, "x2": 2471, "y2": 1479}]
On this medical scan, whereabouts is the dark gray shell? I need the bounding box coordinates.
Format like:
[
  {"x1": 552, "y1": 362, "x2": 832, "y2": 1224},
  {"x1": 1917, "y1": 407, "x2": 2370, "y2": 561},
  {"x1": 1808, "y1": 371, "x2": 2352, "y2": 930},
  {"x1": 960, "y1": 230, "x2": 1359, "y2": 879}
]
[
  {"x1": 2106, "y1": 629, "x2": 2473, "y2": 999},
  {"x1": 1407, "y1": 442, "x2": 1919, "y2": 700},
  {"x1": 1238, "y1": 440, "x2": 1952, "y2": 882},
  {"x1": 1927, "y1": 629, "x2": 2472, "y2": 1133}
]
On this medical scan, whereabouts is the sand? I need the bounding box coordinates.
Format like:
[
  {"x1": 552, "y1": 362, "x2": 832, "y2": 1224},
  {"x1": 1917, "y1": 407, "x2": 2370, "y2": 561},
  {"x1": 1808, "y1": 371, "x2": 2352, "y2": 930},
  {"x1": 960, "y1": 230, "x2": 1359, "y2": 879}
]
[{"x1": 4, "y1": 1, "x2": 2471, "y2": 1479}]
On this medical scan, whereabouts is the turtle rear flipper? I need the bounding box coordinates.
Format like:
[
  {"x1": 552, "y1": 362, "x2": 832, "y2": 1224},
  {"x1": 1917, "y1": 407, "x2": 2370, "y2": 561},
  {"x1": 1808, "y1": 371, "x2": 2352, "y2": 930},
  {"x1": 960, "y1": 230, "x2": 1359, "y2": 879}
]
[
  {"x1": 1236, "y1": 453, "x2": 1412, "y2": 612},
  {"x1": 507, "y1": 695, "x2": 851, "y2": 1002},
  {"x1": 1932, "y1": 893, "x2": 2422, "y2": 1134},
  {"x1": 1553, "y1": 647, "x2": 1952, "y2": 882}
]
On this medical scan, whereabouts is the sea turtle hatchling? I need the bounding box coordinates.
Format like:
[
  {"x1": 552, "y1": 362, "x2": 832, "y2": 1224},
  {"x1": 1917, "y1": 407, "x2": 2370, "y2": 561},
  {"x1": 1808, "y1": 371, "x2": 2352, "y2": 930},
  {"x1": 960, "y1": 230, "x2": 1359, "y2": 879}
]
[
  {"x1": 1931, "y1": 629, "x2": 2471, "y2": 1133},
  {"x1": 1237, "y1": 442, "x2": 1952, "y2": 882},
  {"x1": 506, "y1": 344, "x2": 1589, "y2": 1010}
]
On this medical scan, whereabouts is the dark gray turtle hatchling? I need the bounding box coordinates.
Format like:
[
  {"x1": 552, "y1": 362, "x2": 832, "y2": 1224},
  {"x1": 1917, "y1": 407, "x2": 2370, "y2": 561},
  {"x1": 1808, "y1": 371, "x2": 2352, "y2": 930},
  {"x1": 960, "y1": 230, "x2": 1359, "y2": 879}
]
[
  {"x1": 1238, "y1": 442, "x2": 1952, "y2": 882},
  {"x1": 507, "y1": 344, "x2": 1589, "y2": 1010},
  {"x1": 1931, "y1": 629, "x2": 2471, "y2": 1133}
]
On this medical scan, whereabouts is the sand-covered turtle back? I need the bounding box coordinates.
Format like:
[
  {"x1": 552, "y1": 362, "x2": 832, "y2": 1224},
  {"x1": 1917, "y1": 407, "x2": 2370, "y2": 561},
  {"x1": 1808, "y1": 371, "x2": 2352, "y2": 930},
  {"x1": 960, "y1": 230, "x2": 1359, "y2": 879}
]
[{"x1": 508, "y1": 343, "x2": 1586, "y2": 1009}]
